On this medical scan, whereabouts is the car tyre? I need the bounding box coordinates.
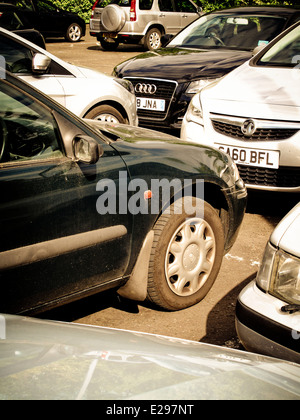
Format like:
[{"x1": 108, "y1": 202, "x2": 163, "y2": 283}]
[
  {"x1": 84, "y1": 105, "x2": 127, "y2": 124},
  {"x1": 99, "y1": 37, "x2": 120, "y2": 51},
  {"x1": 65, "y1": 23, "x2": 82, "y2": 42},
  {"x1": 147, "y1": 198, "x2": 224, "y2": 310},
  {"x1": 144, "y1": 28, "x2": 162, "y2": 50}
]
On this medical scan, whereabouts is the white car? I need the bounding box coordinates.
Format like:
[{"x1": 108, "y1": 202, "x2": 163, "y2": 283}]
[
  {"x1": 1, "y1": 312, "x2": 300, "y2": 399},
  {"x1": 181, "y1": 22, "x2": 300, "y2": 193},
  {"x1": 0, "y1": 27, "x2": 138, "y2": 125},
  {"x1": 236, "y1": 202, "x2": 300, "y2": 365}
]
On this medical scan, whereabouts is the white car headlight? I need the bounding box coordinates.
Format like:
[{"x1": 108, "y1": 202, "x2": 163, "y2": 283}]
[
  {"x1": 256, "y1": 242, "x2": 277, "y2": 292},
  {"x1": 185, "y1": 93, "x2": 204, "y2": 125},
  {"x1": 114, "y1": 78, "x2": 135, "y2": 95},
  {"x1": 256, "y1": 243, "x2": 300, "y2": 305},
  {"x1": 186, "y1": 78, "x2": 219, "y2": 95},
  {"x1": 272, "y1": 250, "x2": 300, "y2": 305}
]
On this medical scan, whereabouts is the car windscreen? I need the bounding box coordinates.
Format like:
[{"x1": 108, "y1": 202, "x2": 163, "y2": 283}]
[
  {"x1": 0, "y1": 10, "x2": 25, "y2": 30},
  {"x1": 168, "y1": 13, "x2": 287, "y2": 51},
  {"x1": 256, "y1": 25, "x2": 300, "y2": 67}
]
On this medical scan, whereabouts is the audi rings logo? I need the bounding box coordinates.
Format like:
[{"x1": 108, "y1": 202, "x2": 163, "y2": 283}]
[
  {"x1": 241, "y1": 119, "x2": 256, "y2": 137},
  {"x1": 135, "y1": 83, "x2": 157, "y2": 95}
]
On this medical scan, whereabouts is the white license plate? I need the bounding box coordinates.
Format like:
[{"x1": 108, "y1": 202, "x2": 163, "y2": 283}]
[
  {"x1": 216, "y1": 144, "x2": 280, "y2": 169},
  {"x1": 137, "y1": 97, "x2": 165, "y2": 112}
]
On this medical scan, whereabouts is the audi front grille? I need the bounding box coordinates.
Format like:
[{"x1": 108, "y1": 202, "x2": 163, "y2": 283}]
[{"x1": 125, "y1": 77, "x2": 177, "y2": 121}]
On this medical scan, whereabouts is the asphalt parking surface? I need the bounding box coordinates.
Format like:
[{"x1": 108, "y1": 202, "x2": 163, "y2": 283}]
[{"x1": 42, "y1": 31, "x2": 299, "y2": 350}]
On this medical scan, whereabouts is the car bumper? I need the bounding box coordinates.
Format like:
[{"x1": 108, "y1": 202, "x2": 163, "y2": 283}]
[
  {"x1": 181, "y1": 118, "x2": 300, "y2": 192},
  {"x1": 236, "y1": 281, "x2": 300, "y2": 364}
]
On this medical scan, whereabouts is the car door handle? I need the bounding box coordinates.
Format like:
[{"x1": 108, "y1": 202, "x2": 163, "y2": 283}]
[{"x1": 159, "y1": 13, "x2": 165, "y2": 17}]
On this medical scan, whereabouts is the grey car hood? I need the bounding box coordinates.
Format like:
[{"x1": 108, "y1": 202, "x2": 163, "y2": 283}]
[
  {"x1": 0, "y1": 314, "x2": 299, "y2": 400},
  {"x1": 270, "y1": 202, "x2": 300, "y2": 258}
]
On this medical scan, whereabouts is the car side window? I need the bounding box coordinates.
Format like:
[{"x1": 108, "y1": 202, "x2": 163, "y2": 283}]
[
  {"x1": 0, "y1": 34, "x2": 71, "y2": 76},
  {"x1": 0, "y1": 10, "x2": 25, "y2": 30},
  {"x1": 139, "y1": 0, "x2": 154, "y2": 10},
  {"x1": 175, "y1": 0, "x2": 196, "y2": 13},
  {"x1": 35, "y1": 0, "x2": 57, "y2": 12},
  {"x1": 158, "y1": 0, "x2": 174, "y2": 12},
  {"x1": 0, "y1": 81, "x2": 64, "y2": 163},
  {"x1": 0, "y1": 34, "x2": 32, "y2": 74}
]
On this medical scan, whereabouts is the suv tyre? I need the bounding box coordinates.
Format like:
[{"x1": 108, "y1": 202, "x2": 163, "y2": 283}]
[
  {"x1": 144, "y1": 27, "x2": 162, "y2": 50},
  {"x1": 99, "y1": 36, "x2": 120, "y2": 50}
]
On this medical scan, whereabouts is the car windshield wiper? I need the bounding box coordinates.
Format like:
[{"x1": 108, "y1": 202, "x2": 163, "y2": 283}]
[{"x1": 281, "y1": 304, "x2": 300, "y2": 314}]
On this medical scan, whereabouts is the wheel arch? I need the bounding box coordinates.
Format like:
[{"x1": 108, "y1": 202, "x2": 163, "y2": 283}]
[
  {"x1": 117, "y1": 180, "x2": 230, "y2": 303},
  {"x1": 155, "y1": 180, "x2": 230, "y2": 244},
  {"x1": 83, "y1": 100, "x2": 129, "y2": 123},
  {"x1": 143, "y1": 23, "x2": 166, "y2": 38}
]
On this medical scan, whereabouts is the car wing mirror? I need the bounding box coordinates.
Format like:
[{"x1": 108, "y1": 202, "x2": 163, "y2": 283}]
[
  {"x1": 32, "y1": 53, "x2": 51, "y2": 74},
  {"x1": 252, "y1": 45, "x2": 266, "y2": 56},
  {"x1": 73, "y1": 135, "x2": 103, "y2": 164}
]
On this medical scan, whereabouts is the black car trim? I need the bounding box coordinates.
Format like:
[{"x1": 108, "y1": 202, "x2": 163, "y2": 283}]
[
  {"x1": 236, "y1": 298, "x2": 300, "y2": 353},
  {"x1": 0, "y1": 225, "x2": 127, "y2": 270}
]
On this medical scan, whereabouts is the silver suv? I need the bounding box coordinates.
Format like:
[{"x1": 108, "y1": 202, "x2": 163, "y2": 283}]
[{"x1": 89, "y1": 0, "x2": 201, "y2": 50}]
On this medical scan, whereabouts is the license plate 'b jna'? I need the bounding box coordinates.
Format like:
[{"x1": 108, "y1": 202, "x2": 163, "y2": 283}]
[{"x1": 137, "y1": 97, "x2": 165, "y2": 112}]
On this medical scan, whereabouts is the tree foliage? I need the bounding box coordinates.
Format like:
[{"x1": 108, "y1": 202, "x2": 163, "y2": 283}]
[
  {"x1": 52, "y1": 0, "x2": 94, "y2": 22},
  {"x1": 51, "y1": 0, "x2": 300, "y2": 23},
  {"x1": 199, "y1": 1, "x2": 299, "y2": 12}
]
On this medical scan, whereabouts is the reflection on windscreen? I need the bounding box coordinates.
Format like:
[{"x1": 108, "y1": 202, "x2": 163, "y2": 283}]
[
  {"x1": 257, "y1": 26, "x2": 300, "y2": 67},
  {"x1": 168, "y1": 14, "x2": 286, "y2": 51}
]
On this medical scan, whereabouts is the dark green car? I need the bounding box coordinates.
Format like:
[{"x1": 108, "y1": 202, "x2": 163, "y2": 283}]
[{"x1": 0, "y1": 71, "x2": 247, "y2": 314}]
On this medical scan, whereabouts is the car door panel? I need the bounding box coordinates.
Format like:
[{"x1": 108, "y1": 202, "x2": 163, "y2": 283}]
[
  {"x1": 0, "y1": 81, "x2": 132, "y2": 314},
  {"x1": 0, "y1": 147, "x2": 132, "y2": 314},
  {"x1": 21, "y1": 75, "x2": 66, "y2": 107}
]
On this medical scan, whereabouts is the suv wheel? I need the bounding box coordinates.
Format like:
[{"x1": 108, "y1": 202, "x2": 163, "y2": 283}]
[
  {"x1": 65, "y1": 23, "x2": 82, "y2": 42},
  {"x1": 101, "y1": 5, "x2": 126, "y2": 32},
  {"x1": 144, "y1": 28, "x2": 162, "y2": 50}
]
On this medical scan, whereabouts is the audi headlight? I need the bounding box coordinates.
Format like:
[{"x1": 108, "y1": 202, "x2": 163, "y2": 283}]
[
  {"x1": 185, "y1": 93, "x2": 204, "y2": 125},
  {"x1": 256, "y1": 243, "x2": 300, "y2": 305},
  {"x1": 186, "y1": 78, "x2": 219, "y2": 95},
  {"x1": 114, "y1": 78, "x2": 135, "y2": 95}
]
